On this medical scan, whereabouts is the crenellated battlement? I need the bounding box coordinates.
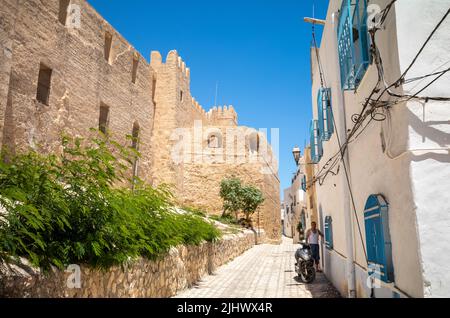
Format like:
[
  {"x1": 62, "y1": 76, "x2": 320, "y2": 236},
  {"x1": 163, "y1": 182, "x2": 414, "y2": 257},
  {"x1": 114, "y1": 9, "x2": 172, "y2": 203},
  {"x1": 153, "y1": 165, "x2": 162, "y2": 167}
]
[
  {"x1": 150, "y1": 50, "x2": 190, "y2": 79},
  {"x1": 206, "y1": 105, "x2": 238, "y2": 126},
  {"x1": 150, "y1": 50, "x2": 237, "y2": 127},
  {"x1": 191, "y1": 97, "x2": 207, "y2": 116}
]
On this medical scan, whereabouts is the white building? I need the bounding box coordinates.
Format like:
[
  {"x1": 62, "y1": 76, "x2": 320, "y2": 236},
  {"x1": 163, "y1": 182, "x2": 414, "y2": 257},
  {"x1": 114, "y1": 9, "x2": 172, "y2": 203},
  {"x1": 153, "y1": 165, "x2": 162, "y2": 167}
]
[
  {"x1": 307, "y1": 0, "x2": 450, "y2": 298},
  {"x1": 282, "y1": 156, "x2": 307, "y2": 242}
]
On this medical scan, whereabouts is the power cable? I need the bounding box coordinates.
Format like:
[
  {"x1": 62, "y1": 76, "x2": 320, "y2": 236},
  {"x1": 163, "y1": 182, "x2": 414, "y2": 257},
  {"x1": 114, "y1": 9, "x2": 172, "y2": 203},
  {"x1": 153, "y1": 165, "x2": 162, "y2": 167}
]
[
  {"x1": 329, "y1": 101, "x2": 369, "y2": 265},
  {"x1": 308, "y1": 3, "x2": 450, "y2": 189}
]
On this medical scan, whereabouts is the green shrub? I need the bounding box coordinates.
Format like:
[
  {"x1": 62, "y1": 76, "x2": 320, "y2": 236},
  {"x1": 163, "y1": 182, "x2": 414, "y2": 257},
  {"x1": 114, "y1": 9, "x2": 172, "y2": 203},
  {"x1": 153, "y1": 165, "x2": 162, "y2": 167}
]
[
  {"x1": 219, "y1": 177, "x2": 243, "y2": 219},
  {"x1": 181, "y1": 205, "x2": 207, "y2": 217},
  {"x1": 219, "y1": 177, "x2": 265, "y2": 224},
  {"x1": 240, "y1": 185, "x2": 264, "y2": 223},
  {"x1": 209, "y1": 214, "x2": 238, "y2": 226},
  {"x1": 0, "y1": 132, "x2": 220, "y2": 270}
]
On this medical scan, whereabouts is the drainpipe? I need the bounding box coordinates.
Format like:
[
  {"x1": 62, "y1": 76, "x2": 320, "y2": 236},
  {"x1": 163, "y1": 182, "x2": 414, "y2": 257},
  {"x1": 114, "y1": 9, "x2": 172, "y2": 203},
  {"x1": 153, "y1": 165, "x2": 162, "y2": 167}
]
[{"x1": 331, "y1": 11, "x2": 357, "y2": 298}]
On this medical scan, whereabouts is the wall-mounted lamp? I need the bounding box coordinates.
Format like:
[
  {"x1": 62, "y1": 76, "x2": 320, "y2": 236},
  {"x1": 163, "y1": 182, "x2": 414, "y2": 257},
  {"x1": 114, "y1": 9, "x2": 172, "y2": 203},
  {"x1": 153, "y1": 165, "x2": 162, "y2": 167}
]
[{"x1": 292, "y1": 146, "x2": 301, "y2": 166}]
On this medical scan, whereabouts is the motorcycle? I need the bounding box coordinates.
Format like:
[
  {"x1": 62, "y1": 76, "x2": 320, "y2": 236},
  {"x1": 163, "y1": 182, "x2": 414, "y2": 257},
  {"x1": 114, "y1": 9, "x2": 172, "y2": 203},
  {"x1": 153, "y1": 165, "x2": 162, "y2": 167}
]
[{"x1": 294, "y1": 242, "x2": 316, "y2": 283}]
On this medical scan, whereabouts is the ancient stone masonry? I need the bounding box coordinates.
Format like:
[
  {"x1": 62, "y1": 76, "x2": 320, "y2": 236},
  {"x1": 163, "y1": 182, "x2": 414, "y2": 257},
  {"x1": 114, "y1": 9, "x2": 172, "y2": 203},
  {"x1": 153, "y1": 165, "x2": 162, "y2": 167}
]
[
  {"x1": 0, "y1": 230, "x2": 262, "y2": 298},
  {"x1": 150, "y1": 51, "x2": 281, "y2": 241},
  {"x1": 0, "y1": 0, "x2": 281, "y2": 241},
  {"x1": 0, "y1": 0, "x2": 154, "y2": 181}
]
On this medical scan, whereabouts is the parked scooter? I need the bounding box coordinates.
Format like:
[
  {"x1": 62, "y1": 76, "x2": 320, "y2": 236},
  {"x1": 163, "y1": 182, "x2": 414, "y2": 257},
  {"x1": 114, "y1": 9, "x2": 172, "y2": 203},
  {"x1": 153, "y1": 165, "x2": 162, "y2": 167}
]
[{"x1": 294, "y1": 242, "x2": 316, "y2": 283}]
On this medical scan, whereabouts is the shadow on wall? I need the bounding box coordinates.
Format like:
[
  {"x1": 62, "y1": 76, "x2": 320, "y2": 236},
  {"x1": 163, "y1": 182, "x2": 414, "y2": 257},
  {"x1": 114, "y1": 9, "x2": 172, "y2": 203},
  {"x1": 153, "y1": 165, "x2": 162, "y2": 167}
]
[{"x1": 408, "y1": 107, "x2": 450, "y2": 163}]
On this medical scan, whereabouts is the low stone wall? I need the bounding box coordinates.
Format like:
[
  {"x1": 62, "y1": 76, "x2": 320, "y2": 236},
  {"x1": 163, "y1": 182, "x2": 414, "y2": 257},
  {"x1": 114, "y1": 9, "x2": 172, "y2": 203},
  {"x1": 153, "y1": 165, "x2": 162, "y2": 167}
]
[{"x1": 0, "y1": 229, "x2": 263, "y2": 298}]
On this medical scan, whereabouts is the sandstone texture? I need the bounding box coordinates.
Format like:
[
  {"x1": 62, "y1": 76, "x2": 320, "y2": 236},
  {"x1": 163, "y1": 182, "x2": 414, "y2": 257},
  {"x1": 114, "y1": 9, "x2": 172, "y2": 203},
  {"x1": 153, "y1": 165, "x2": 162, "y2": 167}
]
[
  {"x1": 0, "y1": 229, "x2": 265, "y2": 298},
  {"x1": 0, "y1": 0, "x2": 281, "y2": 241}
]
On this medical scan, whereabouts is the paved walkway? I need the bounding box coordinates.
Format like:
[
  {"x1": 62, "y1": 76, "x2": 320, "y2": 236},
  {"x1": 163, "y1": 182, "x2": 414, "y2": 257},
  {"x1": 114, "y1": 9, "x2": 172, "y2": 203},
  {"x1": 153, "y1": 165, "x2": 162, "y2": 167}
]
[{"x1": 174, "y1": 236, "x2": 340, "y2": 298}]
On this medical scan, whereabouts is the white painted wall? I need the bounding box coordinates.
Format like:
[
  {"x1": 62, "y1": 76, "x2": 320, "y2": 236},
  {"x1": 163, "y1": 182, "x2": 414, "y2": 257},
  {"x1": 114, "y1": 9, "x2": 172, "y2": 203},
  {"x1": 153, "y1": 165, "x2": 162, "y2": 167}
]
[
  {"x1": 395, "y1": 0, "x2": 450, "y2": 297},
  {"x1": 310, "y1": 0, "x2": 450, "y2": 298},
  {"x1": 283, "y1": 187, "x2": 294, "y2": 237},
  {"x1": 283, "y1": 162, "x2": 306, "y2": 240}
]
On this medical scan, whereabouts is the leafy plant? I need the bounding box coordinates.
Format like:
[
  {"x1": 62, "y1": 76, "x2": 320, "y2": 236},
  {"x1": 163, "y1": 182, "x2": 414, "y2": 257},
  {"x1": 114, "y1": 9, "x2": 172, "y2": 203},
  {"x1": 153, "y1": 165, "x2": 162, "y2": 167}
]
[
  {"x1": 219, "y1": 177, "x2": 243, "y2": 220},
  {"x1": 181, "y1": 205, "x2": 207, "y2": 217},
  {"x1": 219, "y1": 177, "x2": 264, "y2": 227},
  {"x1": 240, "y1": 185, "x2": 264, "y2": 224},
  {"x1": 209, "y1": 214, "x2": 238, "y2": 225},
  {"x1": 0, "y1": 131, "x2": 220, "y2": 271}
]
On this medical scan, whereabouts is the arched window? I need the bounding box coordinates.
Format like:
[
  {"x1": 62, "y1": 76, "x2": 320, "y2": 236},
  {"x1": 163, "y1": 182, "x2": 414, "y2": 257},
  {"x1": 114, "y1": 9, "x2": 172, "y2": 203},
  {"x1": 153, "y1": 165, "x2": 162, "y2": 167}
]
[
  {"x1": 364, "y1": 194, "x2": 394, "y2": 283},
  {"x1": 207, "y1": 133, "x2": 221, "y2": 148}
]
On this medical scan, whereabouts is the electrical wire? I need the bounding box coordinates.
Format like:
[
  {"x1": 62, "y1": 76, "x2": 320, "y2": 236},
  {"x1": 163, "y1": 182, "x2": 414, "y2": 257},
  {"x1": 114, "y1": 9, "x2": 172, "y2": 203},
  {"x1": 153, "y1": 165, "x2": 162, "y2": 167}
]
[
  {"x1": 329, "y1": 99, "x2": 369, "y2": 265},
  {"x1": 307, "y1": 3, "x2": 450, "y2": 189}
]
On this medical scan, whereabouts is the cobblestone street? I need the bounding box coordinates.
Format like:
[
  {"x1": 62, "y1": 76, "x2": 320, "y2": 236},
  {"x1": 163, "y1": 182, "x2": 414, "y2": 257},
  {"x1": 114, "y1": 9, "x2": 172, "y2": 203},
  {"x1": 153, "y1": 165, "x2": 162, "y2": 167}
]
[{"x1": 174, "y1": 236, "x2": 340, "y2": 298}]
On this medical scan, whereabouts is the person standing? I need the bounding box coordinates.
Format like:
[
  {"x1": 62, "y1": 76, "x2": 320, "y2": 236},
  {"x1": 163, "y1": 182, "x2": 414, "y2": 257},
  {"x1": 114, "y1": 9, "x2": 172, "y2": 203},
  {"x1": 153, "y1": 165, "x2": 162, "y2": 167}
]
[{"x1": 305, "y1": 221, "x2": 324, "y2": 272}]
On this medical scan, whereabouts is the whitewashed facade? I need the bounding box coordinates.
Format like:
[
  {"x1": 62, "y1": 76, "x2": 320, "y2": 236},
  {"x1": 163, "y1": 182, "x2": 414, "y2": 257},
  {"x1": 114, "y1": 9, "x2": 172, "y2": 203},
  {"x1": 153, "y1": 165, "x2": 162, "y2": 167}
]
[
  {"x1": 282, "y1": 160, "x2": 306, "y2": 242},
  {"x1": 308, "y1": 0, "x2": 450, "y2": 298}
]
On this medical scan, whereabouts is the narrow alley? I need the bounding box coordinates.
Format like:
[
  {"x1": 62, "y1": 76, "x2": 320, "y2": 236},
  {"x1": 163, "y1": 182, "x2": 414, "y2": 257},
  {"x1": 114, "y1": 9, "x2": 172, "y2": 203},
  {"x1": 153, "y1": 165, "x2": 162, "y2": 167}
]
[{"x1": 174, "y1": 237, "x2": 340, "y2": 298}]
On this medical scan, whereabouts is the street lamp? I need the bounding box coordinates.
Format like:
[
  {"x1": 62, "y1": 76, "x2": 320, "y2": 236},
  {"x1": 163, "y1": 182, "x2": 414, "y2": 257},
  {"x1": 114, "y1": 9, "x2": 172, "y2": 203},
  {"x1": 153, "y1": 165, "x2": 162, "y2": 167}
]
[{"x1": 292, "y1": 146, "x2": 301, "y2": 166}]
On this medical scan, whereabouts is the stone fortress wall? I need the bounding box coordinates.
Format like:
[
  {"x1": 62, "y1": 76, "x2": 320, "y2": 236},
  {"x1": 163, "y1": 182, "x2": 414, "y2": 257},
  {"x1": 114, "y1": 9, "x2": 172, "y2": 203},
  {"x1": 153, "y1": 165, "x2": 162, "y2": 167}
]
[
  {"x1": 150, "y1": 50, "x2": 281, "y2": 241},
  {"x1": 0, "y1": 0, "x2": 155, "y2": 182},
  {"x1": 0, "y1": 0, "x2": 280, "y2": 241},
  {"x1": 0, "y1": 229, "x2": 260, "y2": 298}
]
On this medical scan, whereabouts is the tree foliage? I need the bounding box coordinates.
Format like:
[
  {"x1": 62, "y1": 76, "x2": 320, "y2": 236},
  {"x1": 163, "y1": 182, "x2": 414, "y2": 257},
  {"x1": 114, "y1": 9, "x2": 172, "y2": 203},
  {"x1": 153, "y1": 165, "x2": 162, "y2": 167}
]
[
  {"x1": 219, "y1": 177, "x2": 264, "y2": 225},
  {"x1": 0, "y1": 132, "x2": 221, "y2": 271},
  {"x1": 219, "y1": 177, "x2": 243, "y2": 219},
  {"x1": 240, "y1": 185, "x2": 264, "y2": 222}
]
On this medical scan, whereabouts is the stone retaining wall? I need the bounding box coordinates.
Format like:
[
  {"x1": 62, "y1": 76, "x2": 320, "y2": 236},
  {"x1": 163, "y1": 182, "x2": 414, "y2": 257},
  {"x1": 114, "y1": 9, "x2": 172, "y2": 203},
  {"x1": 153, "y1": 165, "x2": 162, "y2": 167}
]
[{"x1": 0, "y1": 229, "x2": 265, "y2": 298}]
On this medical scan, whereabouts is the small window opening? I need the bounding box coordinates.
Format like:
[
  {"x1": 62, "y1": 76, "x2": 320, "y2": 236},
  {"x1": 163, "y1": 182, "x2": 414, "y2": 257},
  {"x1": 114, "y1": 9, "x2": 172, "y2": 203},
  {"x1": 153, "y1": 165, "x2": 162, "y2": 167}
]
[
  {"x1": 99, "y1": 103, "x2": 110, "y2": 134},
  {"x1": 152, "y1": 77, "x2": 157, "y2": 104},
  {"x1": 131, "y1": 122, "x2": 140, "y2": 189},
  {"x1": 36, "y1": 63, "x2": 52, "y2": 105},
  {"x1": 131, "y1": 55, "x2": 139, "y2": 84},
  {"x1": 249, "y1": 132, "x2": 260, "y2": 153},
  {"x1": 58, "y1": 0, "x2": 70, "y2": 25},
  {"x1": 180, "y1": 90, "x2": 183, "y2": 102},
  {"x1": 104, "y1": 32, "x2": 113, "y2": 63},
  {"x1": 207, "y1": 134, "x2": 221, "y2": 148},
  {"x1": 131, "y1": 122, "x2": 140, "y2": 150}
]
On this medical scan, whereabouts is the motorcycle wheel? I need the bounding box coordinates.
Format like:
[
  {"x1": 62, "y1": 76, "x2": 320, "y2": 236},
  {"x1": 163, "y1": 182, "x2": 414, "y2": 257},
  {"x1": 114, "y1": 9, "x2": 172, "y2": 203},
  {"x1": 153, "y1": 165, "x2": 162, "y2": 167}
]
[{"x1": 299, "y1": 262, "x2": 316, "y2": 284}]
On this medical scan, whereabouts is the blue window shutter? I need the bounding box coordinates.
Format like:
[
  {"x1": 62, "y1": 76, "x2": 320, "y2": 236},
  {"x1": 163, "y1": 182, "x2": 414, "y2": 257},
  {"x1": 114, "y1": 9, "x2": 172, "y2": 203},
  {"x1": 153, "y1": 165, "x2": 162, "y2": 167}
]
[
  {"x1": 364, "y1": 194, "x2": 394, "y2": 283},
  {"x1": 353, "y1": 0, "x2": 370, "y2": 87},
  {"x1": 337, "y1": 0, "x2": 354, "y2": 90},
  {"x1": 325, "y1": 88, "x2": 334, "y2": 138},
  {"x1": 301, "y1": 175, "x2": 307, "y2": 192},
  {"x1": 324, "y1": 216, "x2": 333, "y2": 249},
  {"x1": 310, "y1": 120, "x2": 316, "y2": 162},
  {"x1": 310, "y1": 119, "x2": 323, "y2": 164},
  {"x1": 317, "y1": 120, "x2": 323, "y2": 159},
  {"x1": 318, "y1": 88, "x2": 334, "y2": 141},
  {"x1": 337, "y1": 0, "x2": 370, "y2": 90},
  {"x1": 317, "y1": 89, "x2": 325, "y2": 140}
]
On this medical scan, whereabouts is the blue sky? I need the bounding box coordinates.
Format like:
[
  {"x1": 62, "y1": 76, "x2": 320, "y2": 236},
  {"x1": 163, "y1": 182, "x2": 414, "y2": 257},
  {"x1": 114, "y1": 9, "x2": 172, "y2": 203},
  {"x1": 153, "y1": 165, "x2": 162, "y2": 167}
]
[{"x1": 88, "y1": 0, "x2": 328, "y2": 195}]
